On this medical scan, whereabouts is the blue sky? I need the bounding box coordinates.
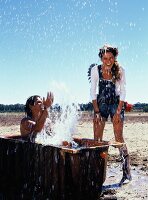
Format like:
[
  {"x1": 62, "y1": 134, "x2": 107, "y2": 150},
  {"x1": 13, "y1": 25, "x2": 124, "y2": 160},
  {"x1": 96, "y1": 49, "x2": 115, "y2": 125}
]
[{"x1": 0, "y1": 0, "x2": 148, "y2": 105}]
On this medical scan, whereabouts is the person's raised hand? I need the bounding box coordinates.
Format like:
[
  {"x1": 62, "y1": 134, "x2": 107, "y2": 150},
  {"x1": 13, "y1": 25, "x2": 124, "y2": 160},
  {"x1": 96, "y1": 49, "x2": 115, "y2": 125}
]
[{"x1": 43, "y1": 92, "x2": 54, "y2": 108}]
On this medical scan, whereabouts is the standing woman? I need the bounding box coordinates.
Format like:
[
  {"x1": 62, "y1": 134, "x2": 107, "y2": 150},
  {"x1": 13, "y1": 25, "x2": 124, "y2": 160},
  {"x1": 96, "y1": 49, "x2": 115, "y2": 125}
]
[{"x1": 88, "y1": 44, "x2": 132, "y2": 185}]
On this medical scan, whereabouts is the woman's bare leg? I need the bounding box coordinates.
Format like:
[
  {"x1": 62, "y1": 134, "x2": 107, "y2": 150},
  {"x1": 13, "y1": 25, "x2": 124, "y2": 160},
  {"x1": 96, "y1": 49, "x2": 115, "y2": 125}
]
[
  {"x1": 93, "y1": 118, "x2": 105, "y2": 141},
  {"x1": 113, "y1": 121, "x2": 129, "y2": 156},
  {"x1": 113, "y1": 121, "x2": 124, "y2": 143}
]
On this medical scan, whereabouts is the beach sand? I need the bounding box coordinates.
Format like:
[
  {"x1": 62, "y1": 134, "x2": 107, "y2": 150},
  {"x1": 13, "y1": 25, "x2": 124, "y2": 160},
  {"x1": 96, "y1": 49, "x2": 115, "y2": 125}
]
[{"x1": 0, "y1": 112, "x2": 148, "y2": 199}]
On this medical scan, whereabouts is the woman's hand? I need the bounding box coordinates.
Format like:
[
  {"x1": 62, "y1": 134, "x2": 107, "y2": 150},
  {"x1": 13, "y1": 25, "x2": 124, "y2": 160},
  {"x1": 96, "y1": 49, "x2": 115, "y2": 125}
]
[{"x1": 43, "y1": 92, "x2": 54, "y2": 108}]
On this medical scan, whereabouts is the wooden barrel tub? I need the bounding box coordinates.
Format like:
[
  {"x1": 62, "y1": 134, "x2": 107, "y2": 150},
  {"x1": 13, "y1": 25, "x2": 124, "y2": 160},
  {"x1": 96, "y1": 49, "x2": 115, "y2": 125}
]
[{"x1": 0, "y1": 135, "x2": 109, "y2": 200}]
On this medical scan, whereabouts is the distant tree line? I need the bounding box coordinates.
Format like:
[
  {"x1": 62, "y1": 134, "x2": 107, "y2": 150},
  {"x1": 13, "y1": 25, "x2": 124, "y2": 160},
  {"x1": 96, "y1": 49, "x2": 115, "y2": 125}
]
[
  {"x1": 133, "y1": 103, "x2": 148, "y2": 112},
  {"x1": 0, "y1": 104, "x2": 24, "y2": 113},
  {"x1": 78, "y1": 102, "x2": 148, "y2": 112},
  {"x1": 0, "y1": 102, "x2": 148, "y2": 113}
]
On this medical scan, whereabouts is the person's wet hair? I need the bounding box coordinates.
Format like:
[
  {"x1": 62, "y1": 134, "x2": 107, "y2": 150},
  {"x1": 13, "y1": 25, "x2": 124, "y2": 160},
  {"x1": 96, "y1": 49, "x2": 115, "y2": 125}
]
[
  {"x1": 25, "y1": 95, "x2": 41, "y2": 118},
  {"x1": 98, "y1": 44, "x2": 120, "y2": 83},
  {"x1": 98, "y1": 44, "x2": 118, "y2": 59}
]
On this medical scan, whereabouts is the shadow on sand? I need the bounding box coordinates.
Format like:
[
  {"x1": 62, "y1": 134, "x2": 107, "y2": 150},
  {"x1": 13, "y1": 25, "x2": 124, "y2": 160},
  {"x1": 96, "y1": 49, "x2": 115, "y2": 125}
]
[{"x1": 99, "y1": 182, "x2": 122, "y2": 200}]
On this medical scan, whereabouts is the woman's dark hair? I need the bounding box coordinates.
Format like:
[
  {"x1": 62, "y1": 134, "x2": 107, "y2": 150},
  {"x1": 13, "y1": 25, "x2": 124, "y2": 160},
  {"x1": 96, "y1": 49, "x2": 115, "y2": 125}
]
[
  {"x1": 25, "y1": 95, "x2": 41, "y2": 118},
  {"x1": 98, "y1": 44, "x2": 118, "y2": 59},
  {"x1": 98, "y1": 44, "x2": 121, "y2": 83}
]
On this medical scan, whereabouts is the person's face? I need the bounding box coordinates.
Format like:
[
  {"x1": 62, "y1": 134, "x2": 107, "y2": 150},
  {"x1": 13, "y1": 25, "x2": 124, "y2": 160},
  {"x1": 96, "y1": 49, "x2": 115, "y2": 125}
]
[
  {"x1": 34, "y1": 97, "x2": 43, "y2": 106},
  {"x1": 101, "y1": 52, "x2": 115, "y2": 68},
  {"x1": 30, "y1": 97, "x2": 43, "y2": 112}
]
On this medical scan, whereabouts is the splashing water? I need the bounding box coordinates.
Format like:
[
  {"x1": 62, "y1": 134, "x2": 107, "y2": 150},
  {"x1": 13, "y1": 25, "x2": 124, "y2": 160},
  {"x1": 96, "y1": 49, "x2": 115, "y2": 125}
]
[
  {"x1": 35, "y1": 81, "x2": 81, "y2": 146},
  {"x1": 35, "y1": 103, "x2": 80, "y2": 146}
]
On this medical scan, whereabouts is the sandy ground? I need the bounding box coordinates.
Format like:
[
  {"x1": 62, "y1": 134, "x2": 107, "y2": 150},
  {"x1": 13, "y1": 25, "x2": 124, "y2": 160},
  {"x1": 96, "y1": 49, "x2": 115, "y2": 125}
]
[
  {"x1": 0, "y1": 112, "x2": 148, "y2": 199},
  {"x1": 76, "y1": 112, "x2": 148, "y2": 200}
]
